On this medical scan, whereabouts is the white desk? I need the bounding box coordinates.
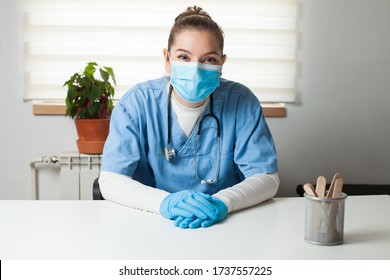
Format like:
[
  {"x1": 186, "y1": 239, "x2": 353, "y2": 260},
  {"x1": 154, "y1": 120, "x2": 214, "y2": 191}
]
[{"x1": 0, "y1": 196, "x2": 389, "y2": 260}]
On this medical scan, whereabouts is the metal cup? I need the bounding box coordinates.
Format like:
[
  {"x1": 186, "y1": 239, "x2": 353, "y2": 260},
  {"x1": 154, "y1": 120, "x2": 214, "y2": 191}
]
[{"x1": 304, "y1": 192, "x2": 347, "y2": 245}]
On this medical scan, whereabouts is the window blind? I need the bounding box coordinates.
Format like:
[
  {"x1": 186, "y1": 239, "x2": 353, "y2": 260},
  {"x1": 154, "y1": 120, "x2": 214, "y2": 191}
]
[{"x1": 23, "y1": 0, "x2": 298, "y2": 103}]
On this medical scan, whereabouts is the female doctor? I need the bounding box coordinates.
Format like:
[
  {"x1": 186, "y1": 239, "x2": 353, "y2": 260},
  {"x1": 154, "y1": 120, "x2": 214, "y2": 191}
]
[{"x1": 100, "y1": 6, "x2": 279, "y2": 229}]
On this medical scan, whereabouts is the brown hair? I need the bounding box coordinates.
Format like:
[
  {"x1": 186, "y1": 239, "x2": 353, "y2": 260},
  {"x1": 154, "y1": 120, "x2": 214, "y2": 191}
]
[{"x1": 167, "y1": 6, "x2": 225, "y2": 54}]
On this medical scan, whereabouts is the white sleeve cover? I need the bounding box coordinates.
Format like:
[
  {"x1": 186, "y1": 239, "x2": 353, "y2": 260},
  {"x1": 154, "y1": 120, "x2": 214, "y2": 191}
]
[
  {"x1": 213, "y1": 173, "x2": 280, "y2": 213},
  {"x1": 98, "y1": 171, "x2": 170, "y2": 214}
]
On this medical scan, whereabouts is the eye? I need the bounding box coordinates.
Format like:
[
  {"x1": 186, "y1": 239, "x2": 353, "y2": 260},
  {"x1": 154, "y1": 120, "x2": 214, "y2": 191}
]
[
  {"x1": 203, "y1": 57, "x2": 218, "y2": 64},
  {"x1": 178, "y1": 55, "x2": 189, "y2": 61}
]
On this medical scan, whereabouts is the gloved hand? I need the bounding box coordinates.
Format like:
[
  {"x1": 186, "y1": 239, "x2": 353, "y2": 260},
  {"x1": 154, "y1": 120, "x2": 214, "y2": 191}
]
[
  {"x1": 200, "y1": 197, "x2": 228, "y2": 228},
  {"x1": 174, "y1": 216, "x2": 203, "y2": 229},
  {"x1": 159, "y1": 190, "x2": 218, "y2": 221},
  {"x1": 173, "y1": 197, "x2": 228, "y2": 229}
]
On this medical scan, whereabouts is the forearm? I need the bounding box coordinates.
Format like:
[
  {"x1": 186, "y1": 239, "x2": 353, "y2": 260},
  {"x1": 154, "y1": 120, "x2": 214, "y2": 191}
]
[
  {"x1": 213, "y1": 173, "x2": 279, "y2": 213},
  {"x1": 99, "y1": 171, "x2": 169, "y2": 214}
]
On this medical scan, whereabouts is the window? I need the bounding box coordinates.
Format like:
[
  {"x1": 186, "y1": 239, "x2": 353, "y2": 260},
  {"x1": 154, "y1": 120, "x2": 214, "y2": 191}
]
[{"x1": 23, "y1": 0, "x2": 298, "y2": 105}]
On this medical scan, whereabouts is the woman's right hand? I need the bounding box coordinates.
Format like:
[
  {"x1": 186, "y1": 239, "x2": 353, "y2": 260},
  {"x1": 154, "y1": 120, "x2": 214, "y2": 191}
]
[{"x1": 159, "y1": 190, "x2": 218, "y2": 221}]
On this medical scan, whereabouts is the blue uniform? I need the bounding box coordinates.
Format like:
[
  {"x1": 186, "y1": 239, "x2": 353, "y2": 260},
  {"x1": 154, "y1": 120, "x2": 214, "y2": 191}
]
[{"x1": 101, "y1": 76, "x2": 278, "y2": 195}]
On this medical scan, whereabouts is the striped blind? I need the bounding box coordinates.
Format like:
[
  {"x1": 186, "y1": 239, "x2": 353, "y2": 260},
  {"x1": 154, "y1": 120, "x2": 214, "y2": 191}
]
[{"x1": 23, "y1": 0, "x2": 298, "y2": 103}]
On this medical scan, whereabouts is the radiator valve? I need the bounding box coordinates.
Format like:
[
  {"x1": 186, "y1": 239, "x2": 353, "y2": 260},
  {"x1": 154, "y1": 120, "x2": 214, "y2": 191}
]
[{"x1": 42, "y1": 156, "x2": 59, "y2": 165}]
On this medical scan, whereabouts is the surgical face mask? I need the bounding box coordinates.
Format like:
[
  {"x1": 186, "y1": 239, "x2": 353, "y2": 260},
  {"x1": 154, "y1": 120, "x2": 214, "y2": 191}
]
[{"x1": 170, "y1": 61, "x2": 221, "y2": 103}]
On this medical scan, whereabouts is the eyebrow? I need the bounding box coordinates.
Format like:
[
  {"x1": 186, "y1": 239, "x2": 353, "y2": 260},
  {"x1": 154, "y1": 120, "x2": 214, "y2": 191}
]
[
  {"x1": 174, "y1": 48, "x2": 192, "y2": 54},
  {"x1": 174, "y1": 49, "x2": 220, "y2": 56}
]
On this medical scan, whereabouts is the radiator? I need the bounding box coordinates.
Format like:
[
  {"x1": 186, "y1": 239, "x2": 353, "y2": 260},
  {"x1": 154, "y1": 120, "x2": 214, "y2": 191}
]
[{"x1": 59, "y1": 152, "x2": 101, "y2": 200}]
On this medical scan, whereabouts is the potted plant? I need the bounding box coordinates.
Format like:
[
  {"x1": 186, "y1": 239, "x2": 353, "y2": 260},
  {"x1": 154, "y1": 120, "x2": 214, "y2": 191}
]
[{"x1": 64, "y1": 62, "x2": 116, "y2": 154}]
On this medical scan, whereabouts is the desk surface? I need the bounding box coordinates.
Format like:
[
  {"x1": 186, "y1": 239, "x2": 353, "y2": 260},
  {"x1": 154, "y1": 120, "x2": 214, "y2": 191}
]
[{"x1": 1, "y1": 196, "x2": 389, "y2": 260}]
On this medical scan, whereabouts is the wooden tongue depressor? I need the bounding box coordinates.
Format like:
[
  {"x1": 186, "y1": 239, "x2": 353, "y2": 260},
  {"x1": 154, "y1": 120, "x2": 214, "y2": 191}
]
[
  {"x1": 326, "y1": 172, "x2": 341, "y2": 198},
  {"x1": 315, "y1": 176, "x2": 327, "y2": 198},
  {"x1": 303, "y1": 183, "x2": 318, "y2": 197},
  {"x1": 332, "y1": 176, "x2": 344, "y2": 198},
  {"x1": 327, "y1": 175, "x2": 344, "y2": 243}
]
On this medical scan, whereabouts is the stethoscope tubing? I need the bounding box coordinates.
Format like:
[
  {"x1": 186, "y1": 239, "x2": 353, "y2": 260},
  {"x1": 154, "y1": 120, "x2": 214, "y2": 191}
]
[{"x1": 166, "y1": 84, "x2": 221, "y2": 184}]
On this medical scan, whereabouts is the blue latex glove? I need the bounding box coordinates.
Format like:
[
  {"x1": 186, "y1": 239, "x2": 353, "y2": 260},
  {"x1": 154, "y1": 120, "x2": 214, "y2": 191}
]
[
  {"x1": 160, "y1": 190, "x2": 218, "y2": 221},
  {"x1": 174, "y1": 216, "x2": 203, "y2": 229},
  {"x1": 174, "y1": 197, "x2": 228, "y2": 229},
  {"x1": 200, "y1": 197, "x2": 228, "y2": 228}
]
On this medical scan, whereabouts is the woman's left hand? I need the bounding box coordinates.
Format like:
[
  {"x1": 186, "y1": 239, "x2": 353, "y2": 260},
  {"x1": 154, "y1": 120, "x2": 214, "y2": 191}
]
[{"x1": 173, "y1": 197, "x2": 228, "y2": 229}]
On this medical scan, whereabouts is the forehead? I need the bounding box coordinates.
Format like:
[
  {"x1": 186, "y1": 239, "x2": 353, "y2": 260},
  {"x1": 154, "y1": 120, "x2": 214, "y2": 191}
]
[{"x1": 171, "y1": 30, "x2": 221, "y2": 55}]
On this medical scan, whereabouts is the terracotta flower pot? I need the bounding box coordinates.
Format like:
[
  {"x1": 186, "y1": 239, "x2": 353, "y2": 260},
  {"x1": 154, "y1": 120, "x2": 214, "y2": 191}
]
[{"x1": 74, "y1": 118, "x2": 110, "y2": 154}]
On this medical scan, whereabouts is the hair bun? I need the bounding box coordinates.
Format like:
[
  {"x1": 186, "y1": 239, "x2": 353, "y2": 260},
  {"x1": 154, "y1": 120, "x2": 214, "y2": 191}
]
[{"x1": 175, "y1": 6, "x2": 211, "y2": 22}]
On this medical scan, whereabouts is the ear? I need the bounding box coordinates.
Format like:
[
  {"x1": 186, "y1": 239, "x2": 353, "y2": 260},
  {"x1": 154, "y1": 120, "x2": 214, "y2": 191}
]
[
  {"x1": 220, "y1": 54, "x2": 227, "y2": 76},
  {"x1": 163, "y1": 48, "x2": 171, "y2": 73}
]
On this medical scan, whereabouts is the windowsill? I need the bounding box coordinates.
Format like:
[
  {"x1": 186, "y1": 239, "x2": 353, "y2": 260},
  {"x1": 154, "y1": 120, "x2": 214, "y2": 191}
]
[{"x1": 32, "y1": 101, "x2": 286, "y2": 117}]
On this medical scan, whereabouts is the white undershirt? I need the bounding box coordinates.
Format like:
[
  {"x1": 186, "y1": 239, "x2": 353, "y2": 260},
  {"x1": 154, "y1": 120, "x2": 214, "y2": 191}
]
[
  {"x1": 170, "y1": 92, "x2": 209, "y2": 137},
  {"x1": 99, "y1": 92, "x2": 279, "y2": 214}
]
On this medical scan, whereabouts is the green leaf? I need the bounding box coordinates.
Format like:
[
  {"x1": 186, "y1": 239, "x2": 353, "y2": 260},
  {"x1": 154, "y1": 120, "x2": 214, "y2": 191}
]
[
  {"x1": 89, "y1": 85, "x2": 100, "y2": 101},
  {"x1": 100, "y1": 68, "x2": 109, "y2": 83},
  {"x1": 81, "y1": 75, "x2": 92, "y2": 91},
  {"x1": 103, "y1": 66, "x2": 116, "y2": 85},
  {"x1": 63, "y1": 73, "x2": 78, "y2": 87},
  {"x1": 67, "y1": 87, "x2": 75, "y2": 103},
  {"x1": 83, "y1": 62, "x2": 98, "y2": 77},
  {"x1": 86, "y1": 101, "x2": 98, "y2": 119},
  {"x1": 107, "y1": 84, "x2": 115, "y2": 97}
]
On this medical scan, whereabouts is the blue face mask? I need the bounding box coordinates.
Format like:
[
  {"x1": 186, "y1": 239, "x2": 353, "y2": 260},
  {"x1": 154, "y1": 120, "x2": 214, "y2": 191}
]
[{"x1": 170, "y1": 61, "x2": 221, "y2": 103}]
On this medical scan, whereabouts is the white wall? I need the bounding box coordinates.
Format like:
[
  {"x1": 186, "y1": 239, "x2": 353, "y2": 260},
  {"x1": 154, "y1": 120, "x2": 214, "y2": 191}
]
[
  {"x1": 1, "y1": 0, "x2": 389, "y2": 199},
  {"x1": 0, "y1": 0, "x2": 77, "y2": 199},
  {"x1": 270, "y1": 0, "x2": 390, "y2": 194}
]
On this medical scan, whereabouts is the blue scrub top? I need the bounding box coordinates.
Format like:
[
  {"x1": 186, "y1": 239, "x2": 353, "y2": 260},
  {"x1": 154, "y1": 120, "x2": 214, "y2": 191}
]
[{"x1": 101, "y1": 76, "x2": 278, "y2": 195}]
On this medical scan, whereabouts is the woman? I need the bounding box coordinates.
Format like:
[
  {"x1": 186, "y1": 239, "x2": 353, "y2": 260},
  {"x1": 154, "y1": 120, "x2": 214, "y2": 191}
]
[{"x1": 100, "y1": 6, "x2": 279, "y2": 229}]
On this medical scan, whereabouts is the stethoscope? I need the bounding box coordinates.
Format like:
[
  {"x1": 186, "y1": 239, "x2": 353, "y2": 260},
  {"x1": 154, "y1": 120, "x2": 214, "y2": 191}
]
[{"x1": 164, "y1": 85, "x2": 221, "y2": 185}]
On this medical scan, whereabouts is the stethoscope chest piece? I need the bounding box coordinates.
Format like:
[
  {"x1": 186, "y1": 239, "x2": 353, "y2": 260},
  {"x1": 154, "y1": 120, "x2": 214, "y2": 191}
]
[{"x1": 164, "y1": 145, "x2": 175, "y2": 161}]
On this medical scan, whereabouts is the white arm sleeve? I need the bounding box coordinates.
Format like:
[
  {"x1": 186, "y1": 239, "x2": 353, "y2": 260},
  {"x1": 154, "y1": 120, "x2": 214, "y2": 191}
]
[
  {"x1": 98, "y1": 171, "x2": 169, "y2": 214},
  {"x1": 213, "y1": 173, "x2": 280, "y2": 213}
]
